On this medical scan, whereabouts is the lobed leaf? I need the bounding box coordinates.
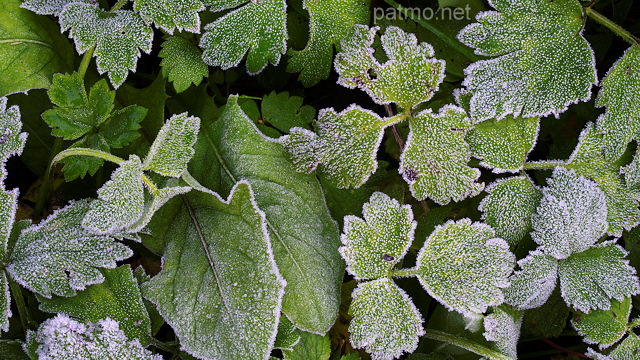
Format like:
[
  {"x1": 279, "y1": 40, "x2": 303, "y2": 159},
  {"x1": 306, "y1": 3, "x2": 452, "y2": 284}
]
[
  {"x1": 134, "y1": 0, "x2": 205, "y2": 34},
  {"x1": 483, "y1": 306, "x2": 523, "y2": 359},
  {"x1": 571, "y1": 297, "x2": 631, "y2": 349},
  {"x1": 504, "y1": 250, "x2": 558, "y2": 310},
  {"x1": 261, "y1": 91, "x2": 315, "y2": 133},
  {"x1": 159, "y1": 36, "x2": 208, "y2": 93},
  {"x1": 586, "y1": 334, "x2": 640, "y2": 360},
  {"x1": 143, "y1": 112, "x2": 200, "y2": 177}
]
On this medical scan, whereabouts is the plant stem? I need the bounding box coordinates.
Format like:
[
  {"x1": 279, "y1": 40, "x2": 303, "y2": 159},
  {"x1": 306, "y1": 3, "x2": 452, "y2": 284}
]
[
  {"x1": 110, "y1": 0, "x2": 128, "y2": 12},
  {"x1": 522, "y1": 161, "x2": 567, "y2": 170},
  {"x1": 585, "y1": 8, "x2": 640, "y2": 48},
  {"x1": 8, "y1": 277, "x2": 30, "y2": 332},
  {"x1": 150, "y1": 338, "x2": 178, "y2": 356},
  {"x1": 380, "y1": 112, "x2": 409, "y2": 127},
  {"x1": 77, "y1": 47, "x2": 95, "y2": 79},
  {"x1": 52, "y1": 148, "x2": 125, "y2": 166},
  {"x1": 34, "y1": 137, "x2": 64, "y2": 217},
  {"x1": 423, "y1": 329, "x2": 510, "y2": 360},
  {"x1": 540, "y1": 338, "x2": 589, "y2": 359}
]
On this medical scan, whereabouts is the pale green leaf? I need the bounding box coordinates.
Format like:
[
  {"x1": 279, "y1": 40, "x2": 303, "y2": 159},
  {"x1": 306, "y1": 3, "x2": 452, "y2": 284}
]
[
  {"x1": 348, "y1": 278, "x2": 424, "y2": 360},
  {"x1": 504, "y1": 250, "x2": 558, "y2": 310},
  {"x1": 587, "y1": 334, "x2": 640, "y2": 360},
  {"x1": 200, "y1": 0, "x2": 287, "y2": 74},
  {"x1": 457, "y1": 0, "x2": 596, "y2": 121},
  {"x1": 483, "y1": 306, "x2": 523, "y2": 359},
  {"x1": 159, "y1": 36, "x2": 208, "y2": 93},
  {"x1": 143, "y1": 112, "x2": 200, "y2": 177},
  {"x1": 335, "y1": 25, "x2": 445, "y2": 110},
  {"x1": 571, "y1": 297, "x2": 630, "y2": 349},
  {"x1": 415, "y1": 219, "x2": 515, "y2": 315},
  {"x1": 274, "y1": 316, "x2": 300, "y2": 351},
  {"x1": 621, "y1": 149, "x2": 640, "y2": 189},
  {"x1": 282, "y1": 330, "x2": 330, "y2": 360},
  {"x1": 339, "y1": 192, "x2": 415, "y2": 280},
  {"x1": 400, "y1": 105, "x2": 483, "y2": 204},
  {"x1": 134, "y1": 0, "x2": 204, "y2": 34}
]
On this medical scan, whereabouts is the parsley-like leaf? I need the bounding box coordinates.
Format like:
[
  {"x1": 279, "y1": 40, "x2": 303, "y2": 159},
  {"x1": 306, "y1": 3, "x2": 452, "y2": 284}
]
[{"x1": 160, "y1": 36, "x2": 208, "y2": 93}]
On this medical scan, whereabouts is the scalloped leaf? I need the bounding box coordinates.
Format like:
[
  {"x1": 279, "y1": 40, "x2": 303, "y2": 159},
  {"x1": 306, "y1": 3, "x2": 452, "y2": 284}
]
[
  {"x1": 200, "y1": 0, "x2": 287, "y2": 74},
  {"x1": 134, "y1": 0, "x2": 204, "y2": 34},
  {"x1": 504, "y1": 250, "x2": 558, "y2": 310},
  {"x1": 335, "y1": 25, "x2": 445, "y2": 110},
  {"x1": 160, "y1": 36, "x2": 208, "y2": 93},
  {"x1": 457, "y1": 0, "x2": 597, "y2": 121},
  {"x1": 415, "y1": 219, "x2": 515, "y2": 315},
  {"x1": 348, "y1": 278, "x2": 424, "y2": 360},
  {"x1": 58, "y1": 3, "x2": 154, "y2": 87},
  {"x1": 586, "y1": 334, "x2": 640, "y2": 360},
  {"x1": 483, "y1": 306, "x2": 523, "y2": 359},
  {"x1": 571, "y1": 297, "x2": 630, "y2": 349},
  {"x1": 339, "y1": 192, "x2": 415, "y2": 280},
  {"x1": 399, "y1": 105, "x2": 483, "y2": 204},
  {"x1": 143, "y1": 112, "x2": 200, "y2": 177}
]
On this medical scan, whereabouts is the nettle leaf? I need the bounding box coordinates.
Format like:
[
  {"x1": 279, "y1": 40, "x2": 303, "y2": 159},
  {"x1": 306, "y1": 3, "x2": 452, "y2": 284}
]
[
  {"x1": 58, "y1": 3, "x2": 154, "y2": 87},
  {"x1": 20, "y1": 0, "x2": 86, "y2": 16},
  {"x1": 571, "y1": 297, "x2": 631, "y2": 349},
  {"x1": 142, "y1": 183, "x2": 286, "y2": 360},
  {"x1": 335, "y1": 25, "x2": 445, "y2": 110},
  {"x1": 24, "y1": 314, "x2": 161, "y2": 360},
  {"x1": 399, "y1": 105, "x2": 483, "y2": 205},
  {"x1": 483, "y1": 306, "x2": 523, "y2": 359},
  {"x1": 531, "y1": 167, "x2": 608, "y2": 260},
  {"x1": 504, "y1": 250, "x2": 558, "y2": 310},
  {"x1": 6, "y1": 200, "x2": 133, "y2": 298},
  {"x1": 286, "y1": 0, "x2": 370, "y2": 87},
  {"x1": 595, "y1": 46, "x2": 640, "y2": 159},
  {"x1": 457, "y1": 0, "x2": 597, "y2": 121},
  {"x1": 558, "y1": 242, "x2": 639, "y2": 312},
  {"x1": 415, "y1": 219, "x2": 515, "y2": 315},
  {"x1": 479, "y1": 176, "x2": 542, "y2": 248},
  {"x1": 261, "y1": 91, "x2": 315, "y2": 133},
  {"x1": 160, "y1": 36, "x2": 208, "y2": 93},
  {"x1": 587, "y1": 334, "x2": 640, "y2": 360},
  {"x1": 348, "y1": 278, "x2": 424, "y2": 360},
  {"x1": 339, "y1": 192, "x2": 415, "y2": 280},
  {"x1": 134, "y1": 0, "x2": 204, "y2": 34},
  {"x1": 143, "y1": 112, "x2": 200, "y2": 177},
  {"x1": 200, "y1": 0, "x2": 287, "y2": 74}
]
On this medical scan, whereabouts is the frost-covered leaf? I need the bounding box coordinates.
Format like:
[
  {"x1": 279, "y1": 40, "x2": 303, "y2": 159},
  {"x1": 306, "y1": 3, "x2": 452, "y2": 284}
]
[
  {"x1": 339, "y1": 192, "x2": 415, "y2": 280},
  {"x1": 143, "y1": 112, "x2": 200, "y2": 177},
  {"x1": 24, "y1": 314, "x2": 161, "y2": 360},
  {"x1": 595, "y1": 46, "x2": 640, "y2": 160},
  {"x1": 134, "y1": 0, "x2": 204, "y2": 34},
  {"x1": 335, "y1": 25, "x2": 445, "y2": 110},
  {"x1": 261, "y1": 91, "x2": 315, "y2": 133},
  {"x1": 504, "y1": 250, "x2": 558, "y2": 310},
  {"x1": 128, "y1": 185, "x2": 192, "y2": 234},
  {"x1": 622, "y1": 150, "x2": 640, "y2": 189},
  {"x1": 141, "y1": 182, "x2": 285, "y2": 360},
  {"x1": 558, "y1": 242, "x2": 639, "y2": 312},
  {"x1": 0, "y1": 97, "x2": 28, "y2": 179},
  {"x1": 159, "y1": 36, "x2": 208, "y2": 93},
  {"x1": 571, "y1": 297, "x2": 630, "y2": 349},
  {"x1": 282, "y1": 330, "x2": 330, "y2": 360},
  {"x1": 466, "y1": 115, "x2": 539, "y2": 172},
  {"x1": 457, "y1": 0, "x2": 597, "y2": 121},
  {"x1": 200, "y1": 0, "x2": 287, "y2": 74},
  {"x1": 7, "y1": 200, "x2": 133, "y2": 298},
  {"x1": 20, "y1": 0, "x2": 85, "y2": 15},
  {"x1": 532, "y1": 167, "x2": 608, "y2": 260},
  {"x1": 399, "y1": 105, "x2": 483, "y2": 204},
  {"x1": 58, "y1": 3, "x2": 154, "y2": 87},
  {"x1": 415, "y1": 219, "x2": 515, "y2": 315},
  {"x1": 483, "y1": 306, "x2": 523, "y2": 359},
  {"x1": 286, "y1": 0, "x2": 370, "y2": 87},
  {"x1": 522, "y1": 288, "x2": 570, "y2": 338},
  {"x1": 479, "y1": 176, "x2": 542, "y2": 248},
  {"x1": 274, "y1": 316, "x2": 300, "y2": 351},
  {"x1": 348, "y1": 278, "x2": 424, "y2": 360},
  {"x1": 587, "y1": 334, "x2": 640, "y2": 360}
]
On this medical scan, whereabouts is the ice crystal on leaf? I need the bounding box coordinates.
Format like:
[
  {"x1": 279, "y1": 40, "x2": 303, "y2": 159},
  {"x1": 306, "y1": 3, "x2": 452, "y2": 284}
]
[
  {"x1": 587, "y1": 334, "x2": 640, "y2": 360},
  {"x1": 200, "y1": 0, "x2": 287, "y2": 74},
  {"x1": 415, "y1": 219, "x2": 515, "y2": 316},
  {"x1": 348, "y1": 278, "x2": 424, "y2": 360},
  {"x1": 340, "y1": 192, "x2": 415, "y2": 280},
  {"x1": 483, "y1": 306, "x2": 523, "y2": 359},
  {"x1": 335, "y1": 25, "x2": 445, "y2": 110},
  {"x1": 504, "y1": 250, "x2": 558, "y2": 310},
  {"x1": 58, "y1": 3, "x2": 154, "y2": 87},
  {"x1": 457, "y1": 0, "x2": 597, "y2": 121},
  {"x1": 159, "y1": 36, "x2": 208, "y2": 93},
  {"x1": 0, "y1": 97, "x2": 27, "y2": 182},
  {"x1": 134, "y1": 0, "x2": 204, "y2": 34},
  {"x1": 142, "y1": 112, "x2": 200, "y2": 177},
  {"x1": 571, "y1": 297, "x2": 630, "y2": 349},
  {"x1": 20, "y1": 0, "x2": 86, "y2": 16}
]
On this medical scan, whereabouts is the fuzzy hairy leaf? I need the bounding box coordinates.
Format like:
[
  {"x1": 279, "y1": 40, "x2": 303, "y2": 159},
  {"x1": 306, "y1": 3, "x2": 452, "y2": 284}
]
[
  {"x1": 483, "y1": 306, "x2": 523, "y2": 359},
  {"x1": 587, "y1": 334, "x2": 640, "y2": 360},
  {"x1": 160, "y1": 36, "x2": 208, "y2": 93},
  {"x1": 200, "y1": 0, "x2": 287, "y2": 74},
  {"x1": 0, "y1": 97, "x2": 28, "y2": 180},
  {"x1": 58, "y1": 3, "x2": 153, "y2": 87},
  {"x1": 340, "y1": 192, "x2": 415, "y2": 280},
  {"x1": 400, "y1": 105, "x2": 483, "y2": 204},
  {"x1": 349, "y1": 278, "x2": 424, "y2": 360},
  {"x1": 504, "y1": 250, "x2": 558, "y2": 310},
  {"x1": 134, "y1": 0, "x2": 204, "y2": 34},
  {"x1": 129, "y1": 185, "x2": 192, "y2": 234},
  {"x1": 415, "y1": 219, "x2": 515, "y2": 315},
  {"x1": 20, "y1": 0, "x2": 85, "y2": 15},
  {"x1": 335, "y1": 25, "x2": 445, "y2": 110},
  {"x1": 273, "y1": 316, "x2": 299, "y2": 351},
  {"x1": 571, "y1": 297, "x2": 630, "y2": 349},
  {"x1": 286, "y1": 0, "x2": 370, "y2": 86},
  {"x1": 143, "y1": 112, "x2": 200, "y2": 177},
  {"x1": 457, "y1": 0, "x2": 597, "y2": 121}
]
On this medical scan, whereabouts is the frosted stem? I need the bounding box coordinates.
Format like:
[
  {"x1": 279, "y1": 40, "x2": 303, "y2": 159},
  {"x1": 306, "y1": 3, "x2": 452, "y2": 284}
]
[
  {"x1": 52, "y1": 148, "x2": 124, "y2": 166},
  {"x1": 585, "y1": 8, "x2": 640, "y2": 48}
]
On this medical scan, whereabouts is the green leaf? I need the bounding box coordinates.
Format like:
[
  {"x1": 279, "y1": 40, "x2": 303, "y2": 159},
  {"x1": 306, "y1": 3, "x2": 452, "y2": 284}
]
[
  {"x1": 504, "y1": 250, "x2": 558, "y2": 310},
  {"x1": 457, "y1": 0, "x2": 597, "y2": 121},
  {"x1": 58, "y1": 3, "x2": 154, "y2": 87},
  {"x1": 415, "y1": 219, "x2": 515, "y2": 315},
  {"x1": 141, "y1": 183, "x2": 286, "y2": 360},
  {"x1": 261, "y1": 91, "x2": 314, "y2": 133},
  {"x1": 483, "y1": 306, "x2": 523, "y2": 359},
  {"x1": 20, "y1": 0, "x2": 86, "y2": 15},
  {"x1": 134, "y1": 0, "x2": 204, "y2": 34},
  {"x1": 571, "y1": 297, "x2": 630, "y2": 349},
  {"x1": 143, "y1": 112, "x2": 200, "y2": 177},
  {"x1": 159, "y1": 36, "x2": 208, "y2": 93},
  {"x1": 274, "y1": 316, "x2": 300, "y2": 351},
  {"x1": 587, "y1": 334, "x2": 640, "y2": 360},
  {"x1": 38, "y1": 266, "x2": 152, "y2": 346},
  {"x1": 335, "y1": 25, "x2": 445, "y2": 110},
  {"x1": 59, "y1": 134, "x2": 109, "y2": 181},
  {"x1": 283, "y1": 330, "x2": 331, "y2": 360},
  {"x1": 479, "y1": 176, "x2": 542, "y2": 248},
  {"x1": 200, "y1": 0, "x2": 287, "y2": 74},
  {"x1": 348, "y1": 278, "x2": 424, "y2": 360},
  {"x1": 286, "y1": 0, "x2": 370, "y2": 87},
  {"x1": 339, "y1": 192, "x2": 415, "y2": 280},
  {"x1": 0, "y1": 97, "x2": 28, "y2": 178},
  {"x1": 6, "y1": 200, "x2": 133, "y2": 298},
  {"x1": 0, "y1": 0, "x2": 74, "y2": 96},
  {"x1": 0, "y1": 340, "x2": 29, "y2": 359},
  {"x1": 595, "y1": 46, "x2": 640, "y2": 159},
  {"x1": 400, "y1": 105, "x2": 483, "y2": 204},
  {"x1": 522, "y1": 288, "x2": 570, "y2": 338}
]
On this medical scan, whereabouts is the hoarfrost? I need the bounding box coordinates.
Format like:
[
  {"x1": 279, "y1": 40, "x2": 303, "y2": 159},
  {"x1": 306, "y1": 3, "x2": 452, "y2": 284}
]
[
  {"x1": 159, "y1": 36, "x2": 208, "y2": 93},
  {"x1": 134, "y1": 0, "x2": 205, "y2": 34},
  {"x1": 143, "y1": 112, "x2": 200, "y2": 177},
  {"x1": 504, "y1": 250, "x2": 558, "y2": 310},
  {"x1": 483, "y1": 306, "x2": 523, "y2": 359},
  {"x1": 571, "y1": 297, "x2": 630, "y2": 349}
]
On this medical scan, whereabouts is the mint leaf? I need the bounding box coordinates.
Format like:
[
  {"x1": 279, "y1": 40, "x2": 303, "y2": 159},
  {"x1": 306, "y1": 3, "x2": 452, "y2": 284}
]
[
  {"x1": 160, "y1": 36, "x2": 208, "y2": 93},
  {"x1": 143, "y1": 112, "x2": 200, "y2": 177},
  {"x1": 134, "y1": 0, "x2": 204, "y2": 34},
  {"x1": 571, "y1": 297, "x2": 630, "y2": 349},
  {"x1": 505, "y1": 250, "x2": 558, "y2": 310}
]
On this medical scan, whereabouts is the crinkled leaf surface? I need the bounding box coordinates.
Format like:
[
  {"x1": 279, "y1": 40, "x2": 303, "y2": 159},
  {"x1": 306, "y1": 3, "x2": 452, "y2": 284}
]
[
  {"x1": 415, "y1": 219, "x2": 515, "y2": 315},
  {"x1": 335, "y1": 25, "x2": 445, "y2": 110},
  {"x1": 483, "y1": 306, "x2": 523, "y2": 359},
  {"x1": 571, "y1": 297, "x2": 630, "y2": 349},
  {"x1": 261, "y1": 91, "x2": 314, "y2": 133},
  {"x1": 479, "y1": 176, "x2": 542, "y2": 248},
  {"x1": 134, "y1": 0, "x2": 204, "y2": 34},
  {"x1": 160, "y1": 36, "x2": 208, "y2": 93},
  {"x1": 457, "y1": 0, "x2": 597, "y2": 121},
  {"x1": 587, "y1": 334, "x2": 640, "y2": 360},
  {"x1": 7, "y1": 200, "x2": 133, "y2": 298},
  {"x1": 200, "y1": 0, "x2": 287, "y2": 74},
  {"x1": 348, "y1": 278, "x2": 424, "y2": 360},
  {"x1": 400, "y1": 105, "x2": 483, "y2": 204},
  {"x1": 622, "y1": 150, "x2": 640, "y2": 189},
  {"x1": 286, "y1": 0, "x2": 370, "y2": 87},
  {"x1": 504, "y1": 250, "x2": 558, "y2": 310},
  {"x1": 142, "y1": 183, "x2": 285, "y2": 360},
  {"x1": 595, "y1": 46, "x2": 640, "y2": 159},
  {"x1": 340, "y1": 192, "x2": 415, "y2": 280},
  {"x1": 143, "y1": 112, "x2": 200, "y2": 177},
  {"x1": 58, "y1": 3, "x2": 153, "y2": 87}
]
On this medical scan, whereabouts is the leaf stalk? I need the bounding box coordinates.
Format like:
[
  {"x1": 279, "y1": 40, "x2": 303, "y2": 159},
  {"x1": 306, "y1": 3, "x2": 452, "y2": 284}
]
[
  {"x1": 423, "y1": 329, "x2": 510, "y2": 360},
  {"x1": 585, "y1": 8, "x2": 640, "y2": 48}
]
